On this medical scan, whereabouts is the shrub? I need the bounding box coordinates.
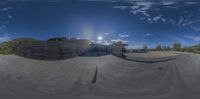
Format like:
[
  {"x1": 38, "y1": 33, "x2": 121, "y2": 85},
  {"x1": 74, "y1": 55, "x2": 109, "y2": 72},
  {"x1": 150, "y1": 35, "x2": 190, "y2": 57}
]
[
  {"x1": 0, "y1": 38, "x2": 37, "y2": 55},
  {"x1": 0, "y1": 41, "x2": 15, "y2": 55}
]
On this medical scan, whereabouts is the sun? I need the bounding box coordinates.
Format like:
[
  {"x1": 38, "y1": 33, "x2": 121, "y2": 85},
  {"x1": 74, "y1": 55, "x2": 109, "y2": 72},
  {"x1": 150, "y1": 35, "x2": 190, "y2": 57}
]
[{"x1": 97, "y1": 36, "x2": 103, "y2": 40}]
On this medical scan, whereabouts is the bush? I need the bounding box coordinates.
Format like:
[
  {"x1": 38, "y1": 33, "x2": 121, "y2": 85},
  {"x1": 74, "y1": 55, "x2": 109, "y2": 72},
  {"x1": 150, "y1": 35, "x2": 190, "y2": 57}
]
[
  {"x1": 0, "y1": 41, "x2": 15, "y2": 55},
  {"x1": 0, "y1": 38, "x2": 37, "y2": 55}
]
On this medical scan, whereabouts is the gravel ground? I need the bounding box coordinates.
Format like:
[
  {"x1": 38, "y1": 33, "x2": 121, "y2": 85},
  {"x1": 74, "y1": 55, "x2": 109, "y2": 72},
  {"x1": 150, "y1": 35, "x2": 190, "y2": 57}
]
[{"x1": 0, "y1": 52, "x2": 200, "y2": 99}]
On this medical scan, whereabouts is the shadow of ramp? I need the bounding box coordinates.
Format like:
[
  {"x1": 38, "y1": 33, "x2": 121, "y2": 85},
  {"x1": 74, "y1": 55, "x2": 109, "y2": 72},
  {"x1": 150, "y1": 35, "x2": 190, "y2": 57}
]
[
  {"x1": 123, "y1": 55, "x2": 179, "y2": 63},
  {"x1": 15, "y1": 54, "x2": 79, "y2": 61},
  {"x1": 15, "y1": 51, "x2": 109, "y2": 61}
]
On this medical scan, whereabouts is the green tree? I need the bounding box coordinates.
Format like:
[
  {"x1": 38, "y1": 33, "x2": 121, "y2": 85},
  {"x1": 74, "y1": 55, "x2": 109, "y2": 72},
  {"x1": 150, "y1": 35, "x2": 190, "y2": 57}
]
[
  {"x1": 166, "y1": 46, "x2": 171, "y2": 51},
  {"x1": 0, "y1": 38, "x2": 37, "y2": 55},
  {"x1": 142, "y1": 45, "x2": 148, "y2": 51},
  {"x1": 193, "y1": 44, "x2": 200, "y2": 50},
  {"x1": 173, "y1": 42, "x2": 181, "y2": 51},
  {"x1": 155, "y1": 45, "x2": 162, "y2": 51},
  {"x1": 162, "y1": 45, "x2": 167, "y2": 51},
  {"x1": 0, "y1": 41, "x2": 15, "y2": 55},
  {"x1": 47, "y1": 37, "x2": 69, "y2": 42}
]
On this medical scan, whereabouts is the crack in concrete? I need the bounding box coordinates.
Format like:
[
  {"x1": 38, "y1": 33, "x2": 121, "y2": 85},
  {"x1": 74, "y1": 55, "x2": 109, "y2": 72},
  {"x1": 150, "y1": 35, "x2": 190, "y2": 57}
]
[{"x1": 92, "y1": 57, "x2": 100, "y2": 84}]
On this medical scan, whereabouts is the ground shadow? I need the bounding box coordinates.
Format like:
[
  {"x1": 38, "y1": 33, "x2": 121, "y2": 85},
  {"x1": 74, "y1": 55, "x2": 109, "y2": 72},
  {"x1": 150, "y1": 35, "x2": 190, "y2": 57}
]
[
  {"x1": 81, "y1": 51, "x2": 110, "y2": 57},
  {"x1": 15, "y1": 54, "x2": 79, "y2": 61},
  {"x1": 122, "y1": 55, "x2": 178, "y2": 63},
  {"x1": 15, "y1": 51, "x2": 110, "y2": 61}
]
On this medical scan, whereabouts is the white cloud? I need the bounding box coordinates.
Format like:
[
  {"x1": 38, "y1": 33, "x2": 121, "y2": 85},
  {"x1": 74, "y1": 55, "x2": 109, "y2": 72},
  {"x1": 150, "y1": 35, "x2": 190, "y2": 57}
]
[
  {"x1": 119, "y1": 32, "x2": 129, "y2": 38},
  {"x1": 185, "y1": 2, "x2": 199, "y2": 5},
  {"x1": 127, "y1": 45, "x2": 143, "y2": 49},
  {"x1": 184, "y1": 35, "x2": 200, "y2": 41},
  {"x1": 104, "y1": 32, "x2": 110, "y2": 35},
  {"x1": 95, "y1": 39, "x2": 111, "y2": 45},
  {"x1": 131, "y1": 5, "x2": 139, "y2": 10},
  {"x1": 0, "y1": 34, "x2": 10, "y2": 43},
  {"x1": 135, "y1": 2, "x2": 154, "y2": 7},
  {"x1": 161, "y1": 2, "x2": 176, "y2": 6},
  {"x1": 153, "y1": 15, "x2": 161, "y2": 21},
  {"x1": 111, "y1": 39, "x2": 127, "y2": 44},
  {"x1": 129, "y1": 1, "x2": 154, "y2": 19},
  {"x1": 182, "y1": 20, "x2": 192, "y2": 26},
  {"x1": 119, "y1": 34, "x2": 129, "y2": 38},
  {"x1": 113, "y1": 6, "x2": 128, "y2": 10},
  {"x1": 7, "y1": 14, "x2": 13, "y2": 19},
  {"x1": 131, "y1": 10, "x2": 138, "y2": 14},
  {"x1": 178, "y1": 16, "x2": 184, "y2": 26},
  {"x1": 191, "y1": 26, "x2": 200, "y2": 31},
  {"x1": 161, "y1": 18, "x2": 167, "y2": 22},
  {"x1": 110, "y1": 1, "x2": 200, "y2": 31},
  {"x1": 143, "y1": 33, "x2": 153, "y2": 37},
  {"x1": 0, "y1": 7, "x2": 13, "y2": 12},
  {"x1": 135, "y1": 2, "x2": 153, "y2": 11}
]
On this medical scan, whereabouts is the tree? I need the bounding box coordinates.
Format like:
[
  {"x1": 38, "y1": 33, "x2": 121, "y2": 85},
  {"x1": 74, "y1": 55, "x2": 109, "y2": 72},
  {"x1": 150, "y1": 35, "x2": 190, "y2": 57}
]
[
  {"x1": 161, "y1": 45, "x2": 171, "y2": 51},
  {"x1": 162, "y1": 45, "x2": 167, "y2": 51},
  {"x1": 47, "y1": 37, "x2": 68, "y2": 42},
  {"x1": 13, "y1": 38, "x2": 37, "y2": 44},
  {"x1": 0, "y1": 38, "x2": 37, "y2": 55},
  {"x1": 155, "y1": 45, "x2": 162, "y2": 51},
  {"x1": 173, "y1": 42, "x2": 181, "y2": 51},
  {"x1": 142, "y1": 45, "x2": 148, "y2": 51},
  {"x1": 166, "y1": 46, "x2": 171, "y2": 51},
  {"x1": 193, "y1": 44, "x2": 200, "y2": 50},
  {"x1": 182, "y1": 46, "x2": 193, "y2": 52},
  {"x1": 0, "y1": 41, "x2": 15, "y2": 55}
]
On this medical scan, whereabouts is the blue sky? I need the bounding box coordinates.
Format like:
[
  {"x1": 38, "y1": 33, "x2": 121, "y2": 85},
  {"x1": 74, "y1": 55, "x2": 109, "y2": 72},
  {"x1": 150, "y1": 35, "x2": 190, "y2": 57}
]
[{"x1": 0, "y1": 0, "x2": 200, "y2": 49}]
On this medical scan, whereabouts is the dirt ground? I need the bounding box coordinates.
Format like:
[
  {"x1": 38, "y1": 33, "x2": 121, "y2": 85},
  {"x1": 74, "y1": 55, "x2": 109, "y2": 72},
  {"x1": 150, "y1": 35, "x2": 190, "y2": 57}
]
[{"x1": 125, "y1": 51, "x2": 179, "y2": 58}]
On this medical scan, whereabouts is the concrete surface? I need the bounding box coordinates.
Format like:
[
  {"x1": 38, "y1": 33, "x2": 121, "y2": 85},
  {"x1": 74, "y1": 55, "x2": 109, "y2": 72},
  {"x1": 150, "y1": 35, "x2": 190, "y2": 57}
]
[{"x1": 0, "y1": 51, "x2": 200, "y2": 99}]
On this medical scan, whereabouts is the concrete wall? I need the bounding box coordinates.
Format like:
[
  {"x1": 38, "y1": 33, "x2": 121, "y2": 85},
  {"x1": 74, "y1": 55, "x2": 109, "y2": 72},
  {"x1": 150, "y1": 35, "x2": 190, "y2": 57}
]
[
  {"x1": 15, "y1": 40, "x2": 91, "y2": 60},
  {"x1": 91, "y1": 42, "x2": 125, "y2": 57},
  {"x1": 107, "y1": 42, "x2": 124, "y2": 57},
  {"x1": 15, "y1": 40, "x2": 125, "y2": 60}
]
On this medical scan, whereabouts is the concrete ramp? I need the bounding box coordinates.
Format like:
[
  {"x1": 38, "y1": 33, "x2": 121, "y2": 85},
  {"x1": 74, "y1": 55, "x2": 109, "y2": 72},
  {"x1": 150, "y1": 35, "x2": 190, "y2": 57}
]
[
  {"x1": 0, "y1": 55, "x2": 96, "y2": 95},
  {"x1": 87, "y1": 56, "x2": 196, "y2": 97},
  {"x1": 0, "y1": 53, "x2": 200, "y2": 99}
]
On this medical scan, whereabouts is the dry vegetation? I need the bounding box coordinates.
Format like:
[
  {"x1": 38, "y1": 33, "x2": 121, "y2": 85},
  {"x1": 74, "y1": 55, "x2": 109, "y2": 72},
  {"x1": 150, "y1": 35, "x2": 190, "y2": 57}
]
[{"x1": 125, "y1": 51, "x2": 179, "y2": 58}]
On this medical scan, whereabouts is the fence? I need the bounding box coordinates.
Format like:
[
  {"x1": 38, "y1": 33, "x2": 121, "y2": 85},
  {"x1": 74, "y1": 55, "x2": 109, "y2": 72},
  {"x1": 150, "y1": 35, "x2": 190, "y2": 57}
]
[{"x1": 15, "y1": 40, "x2": 91, "y2": 60}]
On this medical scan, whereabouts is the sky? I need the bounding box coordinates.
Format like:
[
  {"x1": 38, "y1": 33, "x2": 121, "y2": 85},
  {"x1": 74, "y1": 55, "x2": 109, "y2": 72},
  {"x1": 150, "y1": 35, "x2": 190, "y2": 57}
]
[{"x1": 0, "y1": 0, "x2": 200, "y2": 49}]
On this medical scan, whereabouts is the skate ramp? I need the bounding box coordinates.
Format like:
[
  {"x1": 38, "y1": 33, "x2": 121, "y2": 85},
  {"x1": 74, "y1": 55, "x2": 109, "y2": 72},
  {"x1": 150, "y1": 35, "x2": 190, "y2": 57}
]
[{"x1": 0, "y1": 52, "x2": 200, "y2": 99}]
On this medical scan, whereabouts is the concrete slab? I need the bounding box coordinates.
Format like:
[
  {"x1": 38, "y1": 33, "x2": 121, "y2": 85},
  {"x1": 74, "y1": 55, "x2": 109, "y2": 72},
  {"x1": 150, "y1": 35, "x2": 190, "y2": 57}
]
[{"x1": 0, "y1": 52, "x2": 200, "y2": 99}]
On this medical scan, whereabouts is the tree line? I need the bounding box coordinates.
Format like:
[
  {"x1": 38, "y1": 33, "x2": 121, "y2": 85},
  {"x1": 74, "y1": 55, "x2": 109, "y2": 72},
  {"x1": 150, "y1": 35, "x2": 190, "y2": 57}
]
[
  {"x1": 142, "y1": 42, "x2": 182, "y2": 51},
  {"x1": 141, "y1": 42, "x2": 200, "y2": 54},
  {"x1": 1, "y1": 37, "x2": 200, "y2": 55}
]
